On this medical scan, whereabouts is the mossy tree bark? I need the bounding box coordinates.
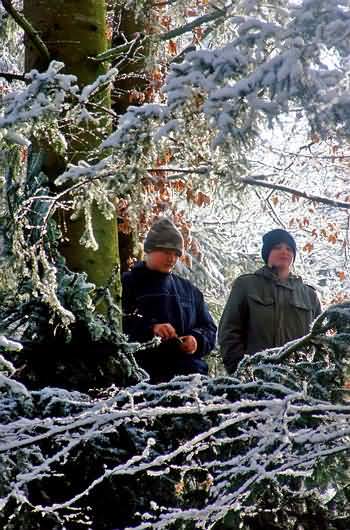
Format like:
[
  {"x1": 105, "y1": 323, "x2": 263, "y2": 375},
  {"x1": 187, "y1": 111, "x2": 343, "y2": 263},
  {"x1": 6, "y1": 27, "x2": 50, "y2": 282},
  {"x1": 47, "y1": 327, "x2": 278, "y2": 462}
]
[{"x1": 23, "y1": 0, "x2": 121, "y2": 316}]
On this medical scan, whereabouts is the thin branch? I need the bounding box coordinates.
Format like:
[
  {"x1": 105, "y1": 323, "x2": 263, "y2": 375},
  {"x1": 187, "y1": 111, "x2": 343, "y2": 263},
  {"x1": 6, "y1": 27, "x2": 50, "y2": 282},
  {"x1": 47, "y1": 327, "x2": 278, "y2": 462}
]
[
  {"x1": 0, "y1": 71, "x2": 26, "y2": 82},
  {"x1": 87, "y1": 101, "x2": 118, "y2": 118},
  {"x1": 146, "y1": 167, "x2": 196, "y2": 173},
  {"x1": 152, "y1": 0, "x2": 178, "y2": 6},
  {"x1": 94, "y1": 2, "x2": 228, "y2": 64},
  {"x1": 270, "y1": 146, "x2": 350, "y2": 160},
  {"x1": 1, "y1": 0, "x2": 50, "y2": 63},
  {"x1": 92, "y1": 33, "x2": 144, "y2": 63},
  {"x1": 146, "y1": 166, "x2": 350, "y2": 210},
  {"x1": 257, "y1": 188, "x2": 285, "y2": 226},
  {"x1": 158, "y1": 6, "x2": 228, "y2": 42},
  {"x1": 239, "y1": 176, "x2": 350, "y2": 210}
]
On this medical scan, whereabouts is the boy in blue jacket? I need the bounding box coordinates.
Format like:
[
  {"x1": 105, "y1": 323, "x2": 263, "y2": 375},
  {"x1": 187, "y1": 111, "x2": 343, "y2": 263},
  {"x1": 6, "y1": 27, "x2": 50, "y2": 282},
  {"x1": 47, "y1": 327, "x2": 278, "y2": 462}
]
[{"x1": 122, "y1": 218, "x2": 216, "y2": 383}]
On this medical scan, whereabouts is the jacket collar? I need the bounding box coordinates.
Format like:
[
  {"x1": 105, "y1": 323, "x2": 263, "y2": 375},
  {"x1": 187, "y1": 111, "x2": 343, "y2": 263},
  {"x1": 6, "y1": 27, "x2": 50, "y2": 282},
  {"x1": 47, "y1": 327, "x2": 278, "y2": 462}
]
[
  {"x1": 132, "y1": 260, "x2": 172, "y2": 277},
  {"x1": 255, "y1": 266, "x2": 300, "y2": 288}
]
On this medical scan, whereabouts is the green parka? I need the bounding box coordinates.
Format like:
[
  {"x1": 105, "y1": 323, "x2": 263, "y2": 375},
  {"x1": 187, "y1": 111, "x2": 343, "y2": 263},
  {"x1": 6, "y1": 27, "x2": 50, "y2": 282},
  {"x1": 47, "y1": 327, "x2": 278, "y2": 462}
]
[{"x1": 218, "y1": 266, "x2": 322, "y2": 374}]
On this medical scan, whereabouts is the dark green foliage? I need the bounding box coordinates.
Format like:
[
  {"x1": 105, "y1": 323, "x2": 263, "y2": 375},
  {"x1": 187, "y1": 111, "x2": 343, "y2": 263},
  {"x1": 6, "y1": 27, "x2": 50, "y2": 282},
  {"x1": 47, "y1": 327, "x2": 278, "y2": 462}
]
[
  {"x1": 0, "y1": 149, "x2": 143, "y2": 390},
  {"x1": 237, "y1": 302, "x2": 350, "y2": 402},
  {"x1": 0, "y1": 268, "x2": 143, "y2": 390},
  {"x1": 1, "y1": 304, "x2": 350, "y2": 530}
]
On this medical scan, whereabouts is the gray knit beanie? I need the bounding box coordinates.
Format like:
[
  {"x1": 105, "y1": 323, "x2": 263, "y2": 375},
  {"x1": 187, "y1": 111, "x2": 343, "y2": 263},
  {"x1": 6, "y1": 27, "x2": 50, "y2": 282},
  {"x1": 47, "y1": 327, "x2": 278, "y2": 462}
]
[{"x1": 144, "y1": 218, "x2": 184, "y2": 256}]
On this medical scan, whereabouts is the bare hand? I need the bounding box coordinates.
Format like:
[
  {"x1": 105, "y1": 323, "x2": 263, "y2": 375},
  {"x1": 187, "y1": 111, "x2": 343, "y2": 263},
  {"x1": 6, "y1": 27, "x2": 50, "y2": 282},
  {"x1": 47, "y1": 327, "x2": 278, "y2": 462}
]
[
  {"x1": 179, "y1": 335, "x2": 197, "y2": 354},
  {"x1": 152, "y1": 323, "x2": 177, "y2": 339}
]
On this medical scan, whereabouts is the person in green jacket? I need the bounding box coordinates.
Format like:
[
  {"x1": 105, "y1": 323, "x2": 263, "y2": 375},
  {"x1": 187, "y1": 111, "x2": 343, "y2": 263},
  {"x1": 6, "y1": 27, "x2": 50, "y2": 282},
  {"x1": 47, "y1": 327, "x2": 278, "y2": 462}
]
[{"x1": 218, "y1": 229, "x2": 322, "y2": 374}]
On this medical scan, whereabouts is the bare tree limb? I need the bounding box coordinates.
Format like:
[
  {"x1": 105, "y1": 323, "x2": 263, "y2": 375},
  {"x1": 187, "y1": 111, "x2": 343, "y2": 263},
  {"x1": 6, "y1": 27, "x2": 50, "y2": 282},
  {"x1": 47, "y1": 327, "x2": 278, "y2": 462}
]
[
  {"x1": 0, "y1": 71, "x2": 26, "y2": 82},
  {"x1": 146, "y1": 166, "x2": 350, "y2": 210},
  {"x1": 1, "y1": 0, "x2": 50, "y2": 64},
  {"x1": 92, "y1": 33, "x2": 144, "y2": 63},
  {"x1": 158, "y1": 5, "x2": 228, "y2": 42},
  {"x1": 239, "y1": 176, "x2": 350, "y2": 210},
  {"x1": 271, "y1": 147, "x2": 350, "y2": 160},
  {"x1": 93, "y1": 2, "x2": 229, "y2": 64}
]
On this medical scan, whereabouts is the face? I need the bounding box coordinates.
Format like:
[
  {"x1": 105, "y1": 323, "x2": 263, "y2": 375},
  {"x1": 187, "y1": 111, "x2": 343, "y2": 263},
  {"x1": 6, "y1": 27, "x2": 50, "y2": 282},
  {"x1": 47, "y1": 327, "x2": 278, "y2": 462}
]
[
  {"x1": 267, "y1": 242, "x2": 294, "y2": 271},
  {"x1": 145, "y1": 249, "x2": 178, "y2": 273}
]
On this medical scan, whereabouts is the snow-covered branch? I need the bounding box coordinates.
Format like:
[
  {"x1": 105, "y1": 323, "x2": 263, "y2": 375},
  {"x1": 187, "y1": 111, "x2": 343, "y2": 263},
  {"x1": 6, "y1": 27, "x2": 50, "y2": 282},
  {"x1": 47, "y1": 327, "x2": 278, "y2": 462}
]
[{"x1": 1, "y1": 303, "x2": 349, "y2": 529}]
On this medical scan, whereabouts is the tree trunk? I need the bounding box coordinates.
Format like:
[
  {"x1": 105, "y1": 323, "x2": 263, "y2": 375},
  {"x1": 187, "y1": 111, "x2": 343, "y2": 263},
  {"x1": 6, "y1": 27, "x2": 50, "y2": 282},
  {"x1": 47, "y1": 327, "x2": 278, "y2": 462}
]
[{"x1": 23, "y1": 0, "x2": 121, "y2": 316}]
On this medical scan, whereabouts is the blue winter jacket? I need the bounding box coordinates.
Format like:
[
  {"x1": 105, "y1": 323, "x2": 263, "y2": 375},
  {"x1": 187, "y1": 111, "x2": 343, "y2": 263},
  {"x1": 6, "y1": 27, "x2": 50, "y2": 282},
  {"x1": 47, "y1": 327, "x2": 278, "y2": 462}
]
[{"x1": 122, "y1": 262, "x2": 217, "y2": 380}]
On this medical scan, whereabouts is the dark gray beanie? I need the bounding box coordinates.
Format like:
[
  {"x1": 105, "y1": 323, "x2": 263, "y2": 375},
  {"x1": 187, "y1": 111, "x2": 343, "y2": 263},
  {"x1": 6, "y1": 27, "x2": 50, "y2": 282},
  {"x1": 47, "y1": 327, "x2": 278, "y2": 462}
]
[
  {"x1": 262, "y1": 229, "x2": 296, "y2": 264},
  {"x1": 144, "y1": 218, "x2": 184, "y2": 256}
]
